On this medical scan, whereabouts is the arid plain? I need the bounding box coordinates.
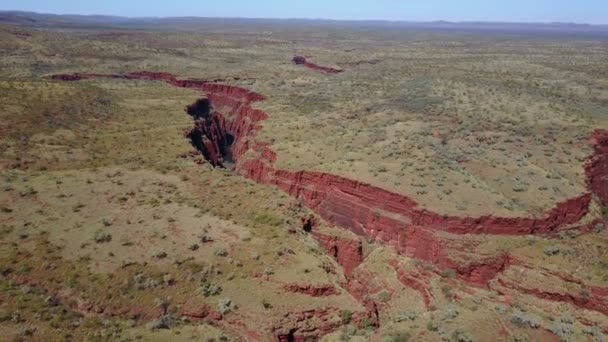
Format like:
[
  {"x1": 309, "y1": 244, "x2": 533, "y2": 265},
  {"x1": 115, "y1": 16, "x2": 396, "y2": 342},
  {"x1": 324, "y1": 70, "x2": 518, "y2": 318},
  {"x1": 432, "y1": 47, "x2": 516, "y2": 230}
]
[{"x1": 1, "y1": 13, "x2": 608, "y2": 341}]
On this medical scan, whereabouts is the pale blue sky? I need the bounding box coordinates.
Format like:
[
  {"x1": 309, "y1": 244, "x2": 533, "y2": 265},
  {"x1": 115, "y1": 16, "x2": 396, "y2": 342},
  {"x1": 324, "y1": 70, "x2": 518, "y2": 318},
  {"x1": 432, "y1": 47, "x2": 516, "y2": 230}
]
[{"x1": 1, "y1": 0, "x2": 607, "y2": 24}]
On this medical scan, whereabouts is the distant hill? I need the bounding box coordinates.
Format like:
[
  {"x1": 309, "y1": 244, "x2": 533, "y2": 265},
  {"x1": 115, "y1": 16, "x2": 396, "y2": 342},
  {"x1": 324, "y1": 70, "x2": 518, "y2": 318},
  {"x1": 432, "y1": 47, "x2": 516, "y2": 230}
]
[{"x1": 1, "y1": 10, "x2": 607, "y2": 37}]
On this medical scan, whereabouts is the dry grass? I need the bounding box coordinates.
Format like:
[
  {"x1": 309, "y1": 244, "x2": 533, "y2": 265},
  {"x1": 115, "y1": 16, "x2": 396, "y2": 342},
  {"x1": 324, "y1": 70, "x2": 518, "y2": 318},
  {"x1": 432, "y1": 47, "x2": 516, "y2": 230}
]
[{"x1": 0, "y1": 19, "x2": 607, "y2": 341}]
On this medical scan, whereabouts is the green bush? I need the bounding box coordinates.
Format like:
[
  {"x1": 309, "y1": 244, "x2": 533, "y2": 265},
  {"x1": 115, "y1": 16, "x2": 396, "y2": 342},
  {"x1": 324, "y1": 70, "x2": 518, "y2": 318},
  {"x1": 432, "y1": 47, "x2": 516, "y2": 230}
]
[{"x1": 341, "y1": 310, "x2": 353, "y2": 324}]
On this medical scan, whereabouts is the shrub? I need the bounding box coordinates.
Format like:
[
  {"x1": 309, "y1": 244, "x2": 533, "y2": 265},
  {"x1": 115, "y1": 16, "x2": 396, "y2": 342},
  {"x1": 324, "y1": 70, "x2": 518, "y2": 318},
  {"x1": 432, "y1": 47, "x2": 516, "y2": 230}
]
[
  {"x1": 276, "y1": 246, "x2": 295, "y2": 256},
  {"x1": 148, "y1": 315, "x2": 174, "y2": 330},
  {"x1": 214, "y1": 248, "x2": 228, "y2": 257},
  {"x1": 200, "y1": 282, "x2": 222, "y2": 297},
  {"x1": 442, "y1": 307, "x2": 459, "y2": 321},
  {"x1": 199, "y1": 233, "x2": 213, "y2": 243},
  {"x1": 548, "y1": 322, "x2": 573, "y2": 340},
  {"x1": 510, "y1": 311, "x2": 541, "y2": 329},
  {"x1": 543, "y1": 246, "x2": 560, "y2": 256},
  {"x1": 218, "y1": 298, "x2": 235, "y2": 315},
  {"x1": 441, "y1": 284, "x2": 453, "y2": 300},
  {"x1": 386, "y1": 331, "x2": 411, "y2": 342},
  {"x1": 451, "y1": 329, "x2": 473, "y2": 342},
  {"x1": 441, "y1": 269, "x2": 456, "y2": 278},
  {"x1": 341, "y1": 310, "x2": 353, "y2": 324},
  {"x1": 153, "y1": 251, "x2": 168, "y2": 259},
  {"x1": 377, "y1": 291, "x2": 391, "y2": 302},
  {"x1": 93, "y1": 230, "x2": 112, "y2": 243}
]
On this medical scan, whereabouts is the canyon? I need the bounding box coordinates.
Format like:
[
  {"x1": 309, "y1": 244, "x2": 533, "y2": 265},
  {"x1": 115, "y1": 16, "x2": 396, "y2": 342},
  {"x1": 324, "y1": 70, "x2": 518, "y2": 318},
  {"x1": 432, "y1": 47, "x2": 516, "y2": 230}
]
[
  {"x1": 51, "y1": 71, "x2": 606, "y2": 239},
  {"x1": 51, "y1": 70, "x2": 608, "y2": 339},
  {"x1": 3, "y1": 14, "x2": 608, "y2": 341}
]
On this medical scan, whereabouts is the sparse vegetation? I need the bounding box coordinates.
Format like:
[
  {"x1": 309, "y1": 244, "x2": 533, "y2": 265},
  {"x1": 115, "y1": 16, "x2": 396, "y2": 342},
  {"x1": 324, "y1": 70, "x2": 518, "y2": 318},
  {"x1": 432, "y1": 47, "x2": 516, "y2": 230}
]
[
  {"x1": 511, "y1": 311, "x2": 541, "y2": 329},
  {"x1": 0, "y1": 11, "x2": 606, "y2": 342}
]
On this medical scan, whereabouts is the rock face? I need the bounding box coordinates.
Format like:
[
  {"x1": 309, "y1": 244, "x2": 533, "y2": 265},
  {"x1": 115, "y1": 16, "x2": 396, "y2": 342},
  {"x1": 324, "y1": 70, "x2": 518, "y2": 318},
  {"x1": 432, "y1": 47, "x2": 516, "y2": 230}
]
[
  {"x1": 400, "y1": 226, "x2": 511, "y2": 286},
  {"x1": 312, "y1": 231, "x2": 364, "y2": 276},
  {"x1": 185, "y1": 99, "x2": 232, "y2": 167},
  {"x1": 247, "y1": 169, "x2": 593, "y2": 236},
  {"x1": 492, "y1": 267, "x2": 608, "y2": 316},
  {"x1": 273, "y1": 307, "x2": 375, "y2": 341},
  {"x1": 292, "y1": 56, "x2": 343, "y2": 74},
  {"x1": 586, "y1": 129, "x2": 608, "y2": 206}
]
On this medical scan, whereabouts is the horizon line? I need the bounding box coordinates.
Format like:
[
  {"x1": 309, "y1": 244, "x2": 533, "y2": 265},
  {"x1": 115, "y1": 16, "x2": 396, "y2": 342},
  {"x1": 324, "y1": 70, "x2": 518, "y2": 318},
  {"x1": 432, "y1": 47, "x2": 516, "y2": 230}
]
[{"x1": 1, "y1": 10, "x2": 606, "y2": 26}]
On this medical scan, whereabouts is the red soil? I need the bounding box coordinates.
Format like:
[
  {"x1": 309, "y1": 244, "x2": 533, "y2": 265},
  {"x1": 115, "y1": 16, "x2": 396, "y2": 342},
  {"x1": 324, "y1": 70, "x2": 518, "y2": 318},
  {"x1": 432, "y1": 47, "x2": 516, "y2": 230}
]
[{"x1": 292, "y1": 56, "x2": 344, "y2": 74}]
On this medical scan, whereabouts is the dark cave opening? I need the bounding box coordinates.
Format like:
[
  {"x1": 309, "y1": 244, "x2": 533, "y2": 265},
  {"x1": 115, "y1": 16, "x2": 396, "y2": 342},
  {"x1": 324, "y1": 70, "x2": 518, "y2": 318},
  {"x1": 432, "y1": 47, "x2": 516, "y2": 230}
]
[
  {"x1": 186, "y1": 98, "x2": 235, "y2": 167},
  {"x1": 186, "y1": 98, "x2": 211, "y2": 119},
  {"x1": 222, "y1": 132, "x2": 235, "y2": 166},
  {"x1": 279, "y1": 328, "x2": 298, "y2": 342},
  {"x1": 302, "y1": 216, "x2": 315, "y2": 233}
]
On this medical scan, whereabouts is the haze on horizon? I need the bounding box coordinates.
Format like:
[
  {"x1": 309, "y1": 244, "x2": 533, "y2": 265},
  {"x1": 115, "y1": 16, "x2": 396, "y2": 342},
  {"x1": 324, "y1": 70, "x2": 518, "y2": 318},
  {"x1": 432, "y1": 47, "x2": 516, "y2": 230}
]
[{"x1": 1, "y1": 0, "x2": 607, "y2": 25}]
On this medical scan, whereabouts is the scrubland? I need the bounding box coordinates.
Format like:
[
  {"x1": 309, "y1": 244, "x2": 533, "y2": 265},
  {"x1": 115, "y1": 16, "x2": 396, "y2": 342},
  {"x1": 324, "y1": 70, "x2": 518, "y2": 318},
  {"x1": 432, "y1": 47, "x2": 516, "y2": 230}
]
[{"x1": 0, "y1": 17, "x2": 607, "y2": 341}]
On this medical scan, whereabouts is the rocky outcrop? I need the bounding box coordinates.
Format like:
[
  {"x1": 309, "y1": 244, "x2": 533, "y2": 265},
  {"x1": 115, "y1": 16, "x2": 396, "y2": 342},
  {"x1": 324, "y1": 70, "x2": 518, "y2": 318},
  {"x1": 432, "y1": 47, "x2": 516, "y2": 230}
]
[
  {"x1": 292, "y1": 56, "x2": 343, "y2": 74},
  {"x1": 312, "y1": 231, "x2": 364, "y2": 276},
  {"x1": 273, "y1": 307, "x2": 375, "y2": 341},
  {"x1": 494, "y1": 276, "x2": 608, "y2": 316},
  {"x1": 389, "y1": 260, "x2": 434, "y2": 307},
  {"x1": 399, "y1": 227, "x2": 511, "y2": 286},
  {"x1": 180, "y1": 300, "x2": 223, "y2": 322},
  {"x1": 248, "y1": 169, "x2": 593, "y2": 236},
  {"x1": 283, "y1": 283, "x2": 338, "y2": 297}
]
